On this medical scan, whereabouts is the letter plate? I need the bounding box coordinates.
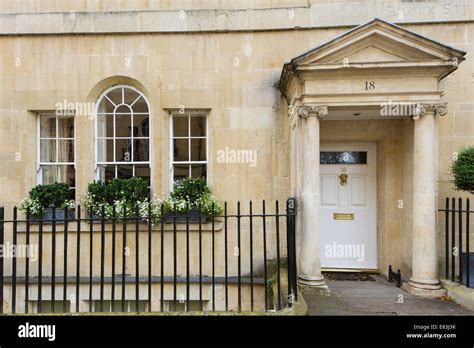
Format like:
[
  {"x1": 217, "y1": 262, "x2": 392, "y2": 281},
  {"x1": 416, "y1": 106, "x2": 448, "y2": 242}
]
[{"x1": 333, "y1": 213, "x2": 354, "y2": 220}]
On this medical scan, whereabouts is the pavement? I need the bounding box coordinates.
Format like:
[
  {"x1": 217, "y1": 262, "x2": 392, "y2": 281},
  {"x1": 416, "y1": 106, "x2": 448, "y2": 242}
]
[{"x1": 304, "y1": 274, "x2": 474, "y2": 315}]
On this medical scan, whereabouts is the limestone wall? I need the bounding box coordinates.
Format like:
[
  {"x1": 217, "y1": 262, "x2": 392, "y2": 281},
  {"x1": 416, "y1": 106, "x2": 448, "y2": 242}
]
[{"x1": 0, "y1": 4, "x2": 473, "y2": 277}]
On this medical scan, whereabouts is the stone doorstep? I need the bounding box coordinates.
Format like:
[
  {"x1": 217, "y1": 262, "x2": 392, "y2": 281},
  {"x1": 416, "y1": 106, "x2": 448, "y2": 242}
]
[{"x1": 440, "y1": 279, "x2": 474, "y2": 311}]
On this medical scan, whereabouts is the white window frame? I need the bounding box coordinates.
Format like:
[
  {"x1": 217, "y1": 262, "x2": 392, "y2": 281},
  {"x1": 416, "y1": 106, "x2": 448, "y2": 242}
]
[
  {"x1": 94, "y1": 85, "x2": 152, "y2": 181},
  {"x1": 169, "y1": 111, "x2": 208, "y2": 190},
  {"x1": 36, "y1": 112, "x2": 76, "y2": 189}
]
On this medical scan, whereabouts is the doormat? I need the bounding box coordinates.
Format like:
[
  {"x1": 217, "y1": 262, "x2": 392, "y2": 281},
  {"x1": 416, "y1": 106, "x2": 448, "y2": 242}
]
[{"x1": 323, "y1": 272, "x2": 375, "y2": 281}]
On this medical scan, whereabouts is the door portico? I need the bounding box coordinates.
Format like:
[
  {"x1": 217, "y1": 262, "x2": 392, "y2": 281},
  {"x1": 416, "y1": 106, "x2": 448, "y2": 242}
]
[{"x1": 279, "y1": 18, "x2": 466, "y2": 297}]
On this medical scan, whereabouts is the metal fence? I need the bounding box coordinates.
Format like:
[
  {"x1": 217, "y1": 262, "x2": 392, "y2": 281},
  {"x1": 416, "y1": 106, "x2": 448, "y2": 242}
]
[
  {"x1": 0, "y1": 198, "x2": 297, "y2": 314},
  {"x1": 440, "y1": 197, "x2": 473, "y2": 288}
]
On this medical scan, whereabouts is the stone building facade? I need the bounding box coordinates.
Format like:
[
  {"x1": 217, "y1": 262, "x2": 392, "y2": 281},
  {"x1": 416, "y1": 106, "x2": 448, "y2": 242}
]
[{"x1": 0, "y1": 0, "x2": 473, "y2": 307}]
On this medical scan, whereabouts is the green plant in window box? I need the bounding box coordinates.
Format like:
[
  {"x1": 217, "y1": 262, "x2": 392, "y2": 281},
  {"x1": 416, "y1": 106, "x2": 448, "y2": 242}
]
[
  {"x1": 81, "y1": 178, "x2": 154, "y2": 221},
  {"x1": 104, "y1": 177, "x2": 149, "y2": 205},
  {"x1": 452, "y1": 146, "x2": 474, "y2": 194},
  {"x1": 81, "y1": 181, "x2": 108, "y2": 218},
  {"x1": 163, "y1": 177, "x2": 223, "y2": 222},
  {"x1": 196, "y1": 192, "x2": 223, "y2": 217},
  {"x1": 170, "y1": 177, "x2": 210, "y2": 203},
  {"x1": 19, "y1": 183, "x2": 75, "y2": 221},
  {"x1": 81, "y1": 177, "x2": 222, "y2": 223}
]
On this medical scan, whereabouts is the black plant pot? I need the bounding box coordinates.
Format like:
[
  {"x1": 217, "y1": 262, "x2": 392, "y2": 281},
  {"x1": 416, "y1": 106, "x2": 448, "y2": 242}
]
[
  {"x1": 164, "y1": 207, "x2": 208, "y2": 223},
  {"x1": 28, "y1": 208, "x2": 75, "y2": 222},
  {"x1": 86, "y1": 211, "x2": 104, "y2": 220},
  {"x1": 460, "y1": 252, "x2": 474, "y2": 288}
]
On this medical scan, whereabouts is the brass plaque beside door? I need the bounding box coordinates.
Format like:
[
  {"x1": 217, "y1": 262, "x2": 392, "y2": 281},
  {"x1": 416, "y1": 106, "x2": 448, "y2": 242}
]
[{"x1": 333, "y1": 213, "x2": 354, "y2": 220}]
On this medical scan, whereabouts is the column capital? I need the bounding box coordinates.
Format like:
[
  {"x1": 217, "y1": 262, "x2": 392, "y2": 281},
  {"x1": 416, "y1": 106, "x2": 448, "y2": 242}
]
[
  {"x1": 295, "y1": 105, "x2": 328, "y2": 119},
  {"x1": 414, "y1": 103, "x2": 447, "y2": 119}
]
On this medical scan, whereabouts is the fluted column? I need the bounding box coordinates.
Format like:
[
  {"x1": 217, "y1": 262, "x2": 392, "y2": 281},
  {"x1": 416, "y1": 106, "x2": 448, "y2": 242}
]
[
  {"x1": 404, "y1": 103, "x2": 447, "y2": 298},
  {"x1": 293, "y1": 105, "x2": 328, "y2": 289}
]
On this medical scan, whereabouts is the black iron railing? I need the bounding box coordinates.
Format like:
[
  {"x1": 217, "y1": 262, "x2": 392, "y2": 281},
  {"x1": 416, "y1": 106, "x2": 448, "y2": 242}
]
[
  {"x1": 440, "y1": 197, "x2": 472, "y2": 288},
  {"x1": 0, "y1": 198, "x2": 297, "y2": 314}
]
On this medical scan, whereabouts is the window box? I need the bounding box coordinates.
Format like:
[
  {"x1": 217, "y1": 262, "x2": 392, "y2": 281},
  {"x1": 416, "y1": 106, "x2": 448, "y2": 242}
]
[
  {"x1": 164, "y1": 207, "x2": 208, "y2": 223},
  {"x1": 28, "y1": 208, "x2": 75, "y2": 222}
]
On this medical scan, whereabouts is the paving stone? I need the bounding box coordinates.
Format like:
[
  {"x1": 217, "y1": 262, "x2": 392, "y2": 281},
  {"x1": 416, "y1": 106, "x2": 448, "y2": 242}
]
[{"x1": 304, "y1": 275, "x2": 474, "y2": 315}]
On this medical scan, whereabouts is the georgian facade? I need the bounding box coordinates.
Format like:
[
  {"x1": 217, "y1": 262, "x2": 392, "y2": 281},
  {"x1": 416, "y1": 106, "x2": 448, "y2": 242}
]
[{"x1": 1, "y1": 0, "x2": 473, "y2": 301}]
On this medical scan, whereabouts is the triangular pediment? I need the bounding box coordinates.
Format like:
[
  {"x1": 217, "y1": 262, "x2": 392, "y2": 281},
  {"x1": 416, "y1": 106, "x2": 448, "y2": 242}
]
[
  {"x1": 294, "y1": 18, "x2": 465, "y2": 65},
  {"x1": 318, "y1": 35, "x2": 439, "y2": 64},
  {"x1": 279, "y1": 18, "x2": 466, "y2": 99},
  {"x1": 336, "y1": 45, "x2": 406, "y2": 63}
]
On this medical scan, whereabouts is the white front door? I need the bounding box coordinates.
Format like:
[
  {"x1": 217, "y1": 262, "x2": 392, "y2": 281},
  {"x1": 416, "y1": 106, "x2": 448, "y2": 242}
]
[{"x1": 320, "y1": 143, "x2": 377, "y2": 269}]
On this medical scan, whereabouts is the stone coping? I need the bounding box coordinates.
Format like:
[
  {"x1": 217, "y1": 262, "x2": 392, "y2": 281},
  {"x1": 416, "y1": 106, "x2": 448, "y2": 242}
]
[
  {"x1": 440, "y1": 279, "x2": 474, "y2": 311},
  {"x1": 0, "y1": 1, "x2": 473, "y2": 35},
  {"x1": 15, "y1": 220, "x2": 224, "y2": 233},
  {"x1": 2, "y1": 275, "x2": 264, "y2": 285}
]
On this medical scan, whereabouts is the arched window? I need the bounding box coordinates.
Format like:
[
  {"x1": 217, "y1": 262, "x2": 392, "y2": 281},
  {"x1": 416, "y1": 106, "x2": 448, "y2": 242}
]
[{"x1": 95, "y1": 85, "x2": 151, "y2": 182}]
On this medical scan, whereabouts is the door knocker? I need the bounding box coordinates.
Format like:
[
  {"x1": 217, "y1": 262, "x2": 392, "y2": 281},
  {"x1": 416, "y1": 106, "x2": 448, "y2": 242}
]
[{"x1": 339, "y1": 173, "x2": 348, "y2": 186}]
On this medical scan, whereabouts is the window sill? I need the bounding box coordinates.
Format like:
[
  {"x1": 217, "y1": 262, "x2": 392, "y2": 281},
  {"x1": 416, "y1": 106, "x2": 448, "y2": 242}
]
[{"x1": 16, "y1": 220, "x2": 224, "y2": 233}]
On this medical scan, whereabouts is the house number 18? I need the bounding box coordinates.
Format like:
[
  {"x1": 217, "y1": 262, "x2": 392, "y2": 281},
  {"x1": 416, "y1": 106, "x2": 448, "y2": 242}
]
[{"x1": 365, "y1": 81, "x2": 375, "y2": 90}]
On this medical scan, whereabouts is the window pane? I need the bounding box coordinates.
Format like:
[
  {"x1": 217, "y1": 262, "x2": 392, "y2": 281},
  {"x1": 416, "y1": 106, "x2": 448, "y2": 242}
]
[
  {"x1": 97, "y1": 139, "x2": 114, "y2": 162},
  {"x1": 320, "y1": 151, "x2": 367, "y2": 164},
  {"x1": 102, "y1": 165, "x2": 115, "y2": 181},
  {"x1": 190, "y1": 116, "x2": 206, "y2": 136},
  {"x1": 173, "y1": 139, "x2": 189, "y2": 161},
  {"x1": 40, "y1": 115, "x2": 56, "y2": 138},
  {"x1": 98, "y1": 95, "x2": 116, "y2": 113},
  {"x1": 191, "y1": 139, "x2": 206, "y2": 161},
  {"x1": 107, "y1": 87, "x2": 123, "y2": 106},
  {"x1": 41, "y1": 165, "x2": 56, "y2": 184},
  {"x1": 123, "y1": 88, "x2": 140, "y2": 105},
  {"x1": 173, "y1": 165, "x2": 189, "y2": 182},
  {"x1": 41, "y1": 165, "x2": 75, "y2": 188},
  {"x1": 191, "y1": 164, "x2": 206, "y2": 179},
  {"x1": 40, "y1": 140, "x2": 56, "y2": 162},
  {"x1": 134, "y1": 115, "x2": 149, "y2": 137},
  {"x1": 115, "y1": 104, "x2": 131, "y2": 114},
  {"x1": 97, "y1": 114, "x2": 114, "y2": 138},
  {"x1": 173, "y1": 116, "x2": 188, "y2": 137},
  {"x1": 98, "y1": 164, "x2": 116, "y2": 182},
  {"x1": 115, "y1": 114, "x2": 132, "y2": 137},
  {"x1": 58, "y1": 140, "x2": 74, "y2": 162},
  {"x1": 97, "y1": 114, "x2": 106, "y2": 137},
  {"x1": 116, "y1": 139, "x2": 132, "y2": 162},
  {"x1": 131, "y1": 96, "x2": 148, "y2": 113},
  {"x1": 58, "y1": 117, "x2": 74, "y2": 138},
  {"x1": 117, "y1": 165, "x2": 133, "y2": 179},
  {"x1": 59, "y1": 165, "x2": 76, "y2": 188},
  {"x1": 133, "y1": 139, "x2": 149, "y2": 161},
  {"x1": 135, "y1": 165, "x2": 151, "y2": 184}
]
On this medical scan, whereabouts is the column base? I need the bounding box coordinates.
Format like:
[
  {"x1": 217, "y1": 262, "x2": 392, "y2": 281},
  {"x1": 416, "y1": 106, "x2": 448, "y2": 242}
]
[
  {"x1": 298, "y1": 274, "x2": 330, "y2": 294},
  {"x1": 402, "y1": 277, "x2": 447, "y2": 298}
]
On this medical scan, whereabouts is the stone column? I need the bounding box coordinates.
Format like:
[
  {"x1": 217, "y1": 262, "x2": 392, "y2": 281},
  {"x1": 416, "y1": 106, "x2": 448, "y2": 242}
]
[
  {"x1": 294, "y1": 105, "x2": 328, "y2": 290},
  {"x1": 404, "y1": 103, "x2": 447, "y2": 298}
]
